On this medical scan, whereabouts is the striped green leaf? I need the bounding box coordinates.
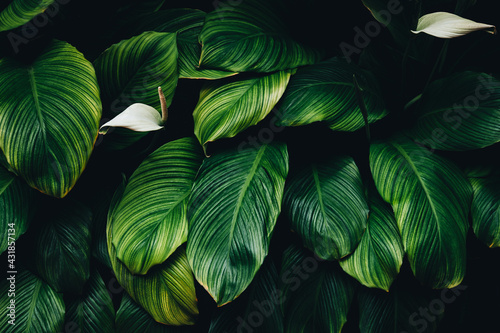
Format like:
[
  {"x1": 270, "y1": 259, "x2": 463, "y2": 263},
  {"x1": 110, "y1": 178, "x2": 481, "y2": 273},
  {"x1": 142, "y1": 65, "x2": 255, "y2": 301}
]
[
  {"x1": 0, "y1": 39, "x2": 102, "y2": 198},
  {"x1": 94, "y1": 31, "x2": 178, "y2": 115},
  {"x1": 109, "y1": 137, "x2": 204, "y2": 275},
  {"x1": 0, "y1": 163, "x2": 36, "y2": 254},
  {"x1": 370, "y1": 136, "x2": 472, "y2": 288},
  {"x1": 280, "y1": 244, "x2": 356, "y2": 333},
  {"x1": 35, "y1": 200, "x2": 92, "y2": 294},
  {"x1": 469, "y1": 173, "x2": 500, "y2": 248},
  {"x1": 187, "y1": 142, "x2": 289, "y2": 306},
  {"x1": 0, "y1": 0, "x2": 55, "y2": 32},
  {"x1": 198, "y1": 0, "x2": 320, "y2": 72},
  {"x1": 65, "y1": 268, "x2": 115, "y2": 333},
  {"x1": 193, "y1": 70, "x2": 291, "y2": 148},
  {"x1": 283, "y1": 156, "x2": 369, "y2": 260},
  {"x1": 340, "y1": 190, "x2": 404, "y2": 291},
  {"x1": 0, "y1": 268, "x2": 65, "y2": 333},
  {"x1": 408, "y1": 72, "x2": 500, "y2": 151},
  {"x1": 276, "y1": 58, "x2": 387, "y2": 131}
]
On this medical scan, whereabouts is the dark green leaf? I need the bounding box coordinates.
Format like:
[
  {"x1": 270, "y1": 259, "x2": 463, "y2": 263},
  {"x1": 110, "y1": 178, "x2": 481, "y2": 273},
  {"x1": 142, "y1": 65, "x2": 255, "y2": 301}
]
[{"x1": 0, "y1": 0, "x2": 55, "y2": 32}]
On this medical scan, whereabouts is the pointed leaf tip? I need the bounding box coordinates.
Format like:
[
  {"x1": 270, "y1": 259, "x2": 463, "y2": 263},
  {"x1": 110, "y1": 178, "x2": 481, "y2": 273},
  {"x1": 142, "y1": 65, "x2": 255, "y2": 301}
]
[
  {"x1": 99, "y1": 103, "x2": 163, "y2": 134},
  {"x1": 411, "y1": 12, "x2": 496, "y2": 38}
]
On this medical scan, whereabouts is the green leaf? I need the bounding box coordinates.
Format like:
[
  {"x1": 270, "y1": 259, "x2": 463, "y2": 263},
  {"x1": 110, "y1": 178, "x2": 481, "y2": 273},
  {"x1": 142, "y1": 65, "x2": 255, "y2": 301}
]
[
  {"x1": 408, "y1": 72, "x2": 500, "y2": 151},
  {"x1": 0, "y1": 268, "x2": 65, "y2": 333},
  {"x1": 65, "y1": 268, "x2": 115, "y2": 333},
  {"x1": 276, "y1": 58, "x2": 388, "y2": 131},
  {"x1": 107, "y1": 210, "x2": 199, "y2": 326},
  {"x1": 187, "y1": 142, "x2": 289, "y2": 305},
  {"x1": 0, "y1": 164, "x2": 36, "y2": 254},
  {"x1": 199, "y1": 0, "x2": 320, "y2": 72},
  {"x1": 370, "y1": 136, "x2": 472, "y2": 288},
  {"x1": 109, "y1": 137, "x2": 203, "y2": 275},
  {"x1": 193, "y1": 70, "x2": 291, "y2": 148},
  {"x1": 35, "y1": 200, "x2": 92, "y2": 294},
  {"x1": 340, "y1": 190, "x2": 404, "y2": 291},
  {"x1": 280, "y1": 244, "x2": 356, "y2": 333},
  {"x1": 0, "y1": 39, "x2": 102, "y2": 198},
  {"x1": 0, "y1": 0, "x2": 55, "y2": 32},
  {"x1": 94, "y1": 31, "x2": 178, "y2": 115},
  {"x1": 469, "y1": 174, "x2": 500, "y2": 248},
  {"x1": 283, "y1": 156, "x2": 368, "y2": 260}
]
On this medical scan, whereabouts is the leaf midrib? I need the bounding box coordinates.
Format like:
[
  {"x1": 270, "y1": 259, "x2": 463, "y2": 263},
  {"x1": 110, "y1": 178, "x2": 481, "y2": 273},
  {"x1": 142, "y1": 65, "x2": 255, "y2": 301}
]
[
  {"x1": 28, "y1": 68, "x2": 47, "y2": 141},
  {"x1": 312, "y1": 165, "x2": 327, "y2": 234}
]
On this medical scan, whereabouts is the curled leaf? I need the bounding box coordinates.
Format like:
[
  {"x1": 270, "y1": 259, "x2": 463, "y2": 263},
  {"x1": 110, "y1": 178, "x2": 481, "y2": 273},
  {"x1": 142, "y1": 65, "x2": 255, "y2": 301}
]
[
  {"x1": 99, "y1": 103, "x2": 163, "y2": 134},
  {"x1": 411, "y1": 12, "x2": 496, "y2": 38}
]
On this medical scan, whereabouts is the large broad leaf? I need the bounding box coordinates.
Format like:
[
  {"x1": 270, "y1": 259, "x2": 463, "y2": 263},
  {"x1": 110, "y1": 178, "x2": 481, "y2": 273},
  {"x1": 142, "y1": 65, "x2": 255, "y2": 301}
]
[
  {"x1": 0, "y1": 268, "x2": 65, "y2": 332},
  {"x1": 469, "y1": 173, "x2": 500, "y2": 248},
  {"x1": 340, "y1": 190, "x2": 404, "y2": 291},
  {"x1": 275, "y1": 58, "x2": 387, "y2": 131},
  {"x1": 0, "y1": 39, "x2": 102, "y2": 198},
  {"x1": 0, "y1": 163, "x2": 36, "y2": 254},
  {"x1": 193, "y1": 70, "x2": 291, "y2": 148},
  {"x1": 94, "y1": 31, "x2": 177, "y2": 115},
  {"x1": 283, "y1": 156, "x2": 368, "y2": 260},
  {"x1": 198, "y1": 0, "x2": 320, "y2": 72},
  {"x1": 408, "y1": 72, "x2": 500, "y2": 151},
  {"x1": 187, "y1": 142, "x2": 288, "y2": 306},
  {"x1": 370, "y1": 136, "x2": 472, "y2": 288},
  {"x1": 208, "y1": 259, "x2": 284, "y2": 333},
  {"x1": 108, "y1": 184, "x2": 199, "y2": 327},
  {"x1": 65, "y1": 268, "x2": 115, "y2": 333},
  {"x1": 0, "y1": 0, "x2": 55, "y2": 32},
  {"x1": 35, "y1": 200, "x2": 92, "y2": 294},
  {"x1": 109, "y1": 137, "x2": 203, "y2": 275},
  {"x1": 280, "y1": 244, "x2": 356, "y2": 333}
]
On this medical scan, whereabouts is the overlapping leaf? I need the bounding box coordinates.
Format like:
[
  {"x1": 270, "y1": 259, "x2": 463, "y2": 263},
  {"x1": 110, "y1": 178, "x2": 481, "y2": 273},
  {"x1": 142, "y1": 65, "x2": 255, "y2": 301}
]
[
  {"x1": 276, "y1": 58, "x2": 388, "y2": 131},
  {"x1": 0, "y1": 39, "x2": 102, "y2": 198},
  {"x1": 0, "y1": 0, "x2": 55, "y2": 32},
  {"x1": 198, "y1": 0, "x2": 320, "y2": 72},
  {"x1": 0, "y1": 268, "x2": 65, "y2": 333},
  {"x1": 408, "y1": 72, "x2": 500, "y2": 151},
  {"x1": 340, "y1": 190, "x2": 404, "y2": 291},
  {"x1": 280, "y1": 244, "x2": 355, "y2": 333},
  {"x1": 187, "y1": 142, "x2": 288, "y2": 306},
  {"x1": 193, "y1": 70, "x2": 291, "y2": 148},
  {"x1": 283, "y1": 156, "x2": 368, "y2": 260},
  {"x1": 370, "y1": 136, "x2": 472, "y2": 288},
  {"x1": 109, "y1": 137, "x2": 203, "y2": 275}
]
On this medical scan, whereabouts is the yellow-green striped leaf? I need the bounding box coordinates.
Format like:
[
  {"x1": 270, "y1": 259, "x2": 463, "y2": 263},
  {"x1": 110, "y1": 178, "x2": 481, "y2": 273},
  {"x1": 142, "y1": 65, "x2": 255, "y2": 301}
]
[
  {"x1": 199, "y1": 0, "x2": 320, "y2": 72},
  {"x1": 187, "y1": 142, "x2": 289, "y2": 306},
  {"x1": 276, "y1": 58, "x2": 388, "y2": 131},
  {"x1": 0, "y1": 39, "x2": 102, "y2": 198},
  {"x1": 109, "y1": 137, "x2": 203, "y2": 275},
  {"x1": 0, "y1": 0, "x2": 55, "y2": 32},
  {"x1": 193, "y1": 70, "x2": 291, "y2": 148},
  {"x1": 370, "y1": 136, "x2": 472, "y2": 288},
  {"x1": 340, "y1": 190, "x2": 404, "y2": 291}
]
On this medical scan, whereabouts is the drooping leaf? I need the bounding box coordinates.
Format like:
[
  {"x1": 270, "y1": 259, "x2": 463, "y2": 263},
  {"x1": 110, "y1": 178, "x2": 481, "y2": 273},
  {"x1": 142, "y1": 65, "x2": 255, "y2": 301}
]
[
  {"x1": 208, "y1": 259, "x2": 284, "y2": 333},
  {"x1": 0, "y1": 268, "x2": 65, "y2": 332},
  {"x1": 408, "y1": 72, "x2": 500, "y2": 151},
  {"x1": 35, "y1": 200, "x2": 92, "y2": 294},
  {"x1": 99, "y1": 103, "x2": 164, "y2": 134},
  {"x1": 469, "y1": 173, "x2": 500, "y2": 248},
  {"x1": 0, "y1": 163, "x2": 36, "y2": 254},
  {"x1": 94, "y1": 31, "x2": 177, "y2": 115},
  {"x1": 283, "y1": 156, "x2": 368, "y2": 260},
  {"x1": 193, "y1": 70, "x2": 291, "y2": 148},
  {"x1": 370, "y1": 136, "x2": 472, "y2": 288},
  {"x1": 198, "y1": 0, "x2": 320, "y2": 72},
  {"x1": 276, "y1": 58, "x2": 387, "y2": 131},
  {"x1": 0, "y1": 0, "x2": 55, "y2": 32},
  {"x1": 0, "y1": 39, "x2": 102, "y2": 198},
  {"x1": 109, "y1": 137, "x2": 203, "y2": 275},
  {"x1": 187, "y1": 142, "x2": 288, "y2": 306},
  {"x1": 65, "y1": 268, "x2": 115, "y2": 333},
  {"x1": 340, "y1": 190, "x2": 404, "y2": 291},
  {"x1": 280, "y1": 244, "x2": 356, "y2": 333},
  {"x1": 411, "y1": 12, "x2": 496, "y2": 38}
]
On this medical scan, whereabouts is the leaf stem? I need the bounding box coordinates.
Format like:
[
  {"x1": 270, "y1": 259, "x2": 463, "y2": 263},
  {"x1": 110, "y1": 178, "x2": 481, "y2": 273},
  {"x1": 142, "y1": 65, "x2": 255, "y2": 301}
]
[{"x1": 158, "y1": 86, "x2": 168, "y2": 124}]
